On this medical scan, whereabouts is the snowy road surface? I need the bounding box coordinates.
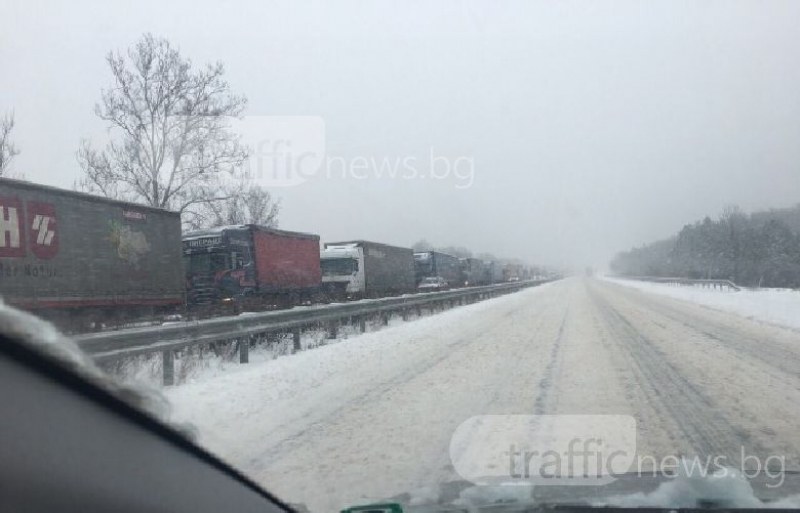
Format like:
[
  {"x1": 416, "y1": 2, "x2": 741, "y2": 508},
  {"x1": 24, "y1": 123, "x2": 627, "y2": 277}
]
[{"x1": 165, "y1": 278, "x2": 800, "y2": 512}]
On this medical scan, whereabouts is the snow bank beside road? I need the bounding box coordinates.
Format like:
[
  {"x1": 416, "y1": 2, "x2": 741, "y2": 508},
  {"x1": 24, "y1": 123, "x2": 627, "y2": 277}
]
[
  {"x1": 605, "y1": 277, "x2": 800, "y2": 330},
  {"x1": 164, "y1": 282, "x2": 556, "y2": 465}
]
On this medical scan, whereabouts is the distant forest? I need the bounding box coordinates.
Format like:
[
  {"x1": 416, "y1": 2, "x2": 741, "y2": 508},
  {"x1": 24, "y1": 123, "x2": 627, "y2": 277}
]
[{"x1": 610, "y1": 205, "x2": 800, "y2": 288}]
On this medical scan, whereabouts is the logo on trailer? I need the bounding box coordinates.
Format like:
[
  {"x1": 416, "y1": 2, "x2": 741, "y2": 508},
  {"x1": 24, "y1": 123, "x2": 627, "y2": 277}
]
[
  {"x1": 0, "y1": 197, "x2": 58, "y2": 259},
  {"x1": 123, "y1": 210, "x2": 147, "y2": 221},
  {"x1": 28, "y1": 201, "x2": 58, "y2": 259},
  {"x1": 184, "y1": 236, "x2": 222, "y2": 249},
  {"x1": 0, "y1": 196, "x2": 26, "y2": 258}
]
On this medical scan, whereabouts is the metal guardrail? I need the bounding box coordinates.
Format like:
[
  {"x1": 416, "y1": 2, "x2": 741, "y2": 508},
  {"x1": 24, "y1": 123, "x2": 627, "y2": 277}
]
[
  {"x1": 624, "y1": 276, "x2": 741, "y2": 291},
  {"x1": 76, "y1": 279, "x2": 551, "y2": 385}
]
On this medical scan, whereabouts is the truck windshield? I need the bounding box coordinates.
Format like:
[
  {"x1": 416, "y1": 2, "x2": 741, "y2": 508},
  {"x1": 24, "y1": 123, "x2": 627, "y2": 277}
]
[
  {"x1": 414, "y1": 258, "x2": 433, "y2": 274},
  {"x1": 321, "y1": 257, "x2": 358, "y2": 276},
  {"x1": 184, "y1": 252, "x2": 231, "y2": 274},
  {"x1": 11, "y1": 3, "x2": 800, "y2": 512}
]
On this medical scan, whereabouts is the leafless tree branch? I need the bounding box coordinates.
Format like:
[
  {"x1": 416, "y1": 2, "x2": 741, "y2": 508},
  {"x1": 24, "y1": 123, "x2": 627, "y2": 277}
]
[
  {"x1": 77, "y1": 33, "x2": 249, "y2": 222},
  {"x1": 185, "y1": 179, "x2": 280, "y2": 231},
  {"x1": 0, "y1": 111, "x2": 20, "y2": 176}
]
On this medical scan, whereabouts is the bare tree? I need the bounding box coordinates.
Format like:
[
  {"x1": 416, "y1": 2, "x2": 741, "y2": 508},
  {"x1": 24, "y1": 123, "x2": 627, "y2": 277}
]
[
  {"x1": 187, "y1": 179, "x2": 280, "y2": 230},
  {"x1": 0, "y1": 112, "x2": 19, "y2": 176},
  {"x1": 77, "y1": 33, "x2": 247, "y2": 215}
]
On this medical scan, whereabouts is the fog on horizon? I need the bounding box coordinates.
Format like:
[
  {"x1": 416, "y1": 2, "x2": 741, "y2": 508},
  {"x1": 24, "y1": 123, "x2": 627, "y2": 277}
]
[{"x1": 3, "y1": 0, "x2": 800, "y2": 271}]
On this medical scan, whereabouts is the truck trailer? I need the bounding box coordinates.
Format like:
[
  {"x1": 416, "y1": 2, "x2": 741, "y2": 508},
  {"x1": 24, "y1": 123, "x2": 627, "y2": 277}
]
[
  {"x1": 487, "y1": 260, "x2": 505, "y2": 284},
  {"x1": 321, "y1": 240, "x2": 415, "y2": 299},
  {"x1": 413, "y1": 251, "x2": 463, "y2": 287},
  {"x1": 503, "y1": 263, "x2": 524, "y2": 282},
  {"x1": 460, "y1": 257, "x2": 490, "y2": 287},
  {"x1": 182, "y1": 224, "x2": 321, "y2": 309},
  {"x1": 0, "y1": 178, "x2": 184, "y2": 330}
]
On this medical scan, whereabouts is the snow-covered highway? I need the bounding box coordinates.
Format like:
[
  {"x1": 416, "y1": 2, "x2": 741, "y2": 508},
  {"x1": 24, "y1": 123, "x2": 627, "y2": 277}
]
[{"x1": 165, "y1": 278, "x2": 800, "y2": 512}]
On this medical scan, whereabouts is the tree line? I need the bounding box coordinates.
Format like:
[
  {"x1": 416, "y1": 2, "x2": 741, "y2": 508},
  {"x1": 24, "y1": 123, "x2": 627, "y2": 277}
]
[{"x1": 611, "y1": 206, "x2": 800, "y2": 288}]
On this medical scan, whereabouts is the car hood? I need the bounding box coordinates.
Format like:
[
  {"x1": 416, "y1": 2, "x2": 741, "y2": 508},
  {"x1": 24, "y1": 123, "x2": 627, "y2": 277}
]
[{"x1": 336, "y1": 471, "x2": 800, "y2": 513}]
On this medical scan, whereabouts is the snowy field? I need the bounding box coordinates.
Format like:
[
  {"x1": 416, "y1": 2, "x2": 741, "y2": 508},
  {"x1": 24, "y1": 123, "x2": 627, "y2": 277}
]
[
  {"x1": 163, "y1": 278, "x2": 800, "y2": 512},
  {"x1": 605, "y1": 276, "x2": 800, "y2": 331}
]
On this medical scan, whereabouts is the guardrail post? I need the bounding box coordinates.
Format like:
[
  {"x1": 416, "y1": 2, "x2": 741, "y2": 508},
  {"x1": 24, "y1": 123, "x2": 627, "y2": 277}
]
[
  {"x1": 401, "y1": 308, "x2": 409, "y2": 321},
  {"x1": 415, "y1": 305, "x2": 422, "y2": 317},
  {"x1": 327, "y1": 321, "x2": 338, "y2": 339},
  {"x1": 292, "y1": 328, "x2": 301, "y2": 352},
  {"x1": 162, "y1": 350, "x2": 174, "y2": 386},
  {"x1": 382, "y1": 312, "x2": 389, "y2": 326},
  {"x1": 359, "y1": 317, "x2": 366, "y2": 333},
  {"x1": 239, "y1": 338, "x2": 249, "y2": 363}
]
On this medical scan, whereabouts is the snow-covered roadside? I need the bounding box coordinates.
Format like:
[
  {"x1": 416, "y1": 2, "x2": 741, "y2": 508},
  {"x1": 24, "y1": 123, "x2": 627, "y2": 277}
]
[
  {"x1": 163, "y1": 282, "x2": 556, "y2": 461},
  {"x1": 161, "y1": 280, "x2": 565, "y2": 512},
  {"x1": 604, "y1": 276, "x2": 800, "y2": 330},
  {"x1": 110, "y1": 288, "x2": 546, "y2": 389},
  {"x1": 110, "y1": 324, "x2": 368, "y2": 389}
]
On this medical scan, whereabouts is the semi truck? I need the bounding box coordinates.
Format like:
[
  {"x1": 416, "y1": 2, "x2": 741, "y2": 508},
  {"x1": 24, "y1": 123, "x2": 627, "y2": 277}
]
[
  {"x1": 460, "y1": 257, "x2": 490, "y2": 286},
  {"x1": 183, "y1": 224, "x2": 322, "y2": 309},
  {"x1": 320, "y1": 240, "x2": 415, "y2": 299},
  {"x1": 0, "y1": 178, "x2": 184, "y2": 330},
  {"x1": 487, "y1": 260, "x2": 505, "y2": 284},
  {"x1": 413, "y1": 251, "x2": 463, "y2": 287},
  {"x1": 503, "y1": 263, "x2": 524, "y2": 282}
]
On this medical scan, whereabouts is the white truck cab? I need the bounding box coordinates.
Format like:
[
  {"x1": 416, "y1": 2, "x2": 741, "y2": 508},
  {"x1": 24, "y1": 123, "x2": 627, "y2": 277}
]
[{"x1": 320, "y1": 244, "x2": 366, "y2": 299}]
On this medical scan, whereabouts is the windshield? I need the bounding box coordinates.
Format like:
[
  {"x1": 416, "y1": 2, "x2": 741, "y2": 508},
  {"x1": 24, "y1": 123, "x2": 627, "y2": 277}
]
[
  {"x1": 184, "y1": 252, "x2": 231, "y2": 275},
  {"x1": 321, "y1": 257, "x2": 358, "y2": 276},
  {"x1": 4, "y1": 2, "x2": 800, "y2": 513}
]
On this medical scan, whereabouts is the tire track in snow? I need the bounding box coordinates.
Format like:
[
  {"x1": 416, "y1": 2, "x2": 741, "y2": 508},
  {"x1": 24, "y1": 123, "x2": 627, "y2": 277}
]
[
  {"x1": 607, "y1": 284, "x2": 800, "y2": 379},
  {"x1": 435, "y1": 298, "x2": 566, "y2": 482},
  {"x1": 532, "y1": 304, "x2": 570, "y2": 415},
  {"x1": 246, "y1": 290, "x2": 563, "y2": 474},
  {"x1": 587, "y1": 282, "x2": 760, "y2": 465},
  {"x1": 249, "y1": 286, "x2": 569, "y2": 512}
]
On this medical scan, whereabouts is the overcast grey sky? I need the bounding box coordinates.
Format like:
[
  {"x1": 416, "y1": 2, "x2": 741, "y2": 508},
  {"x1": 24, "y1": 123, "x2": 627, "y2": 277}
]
[{"x1": 2, "y1": 0, "x2": 800, "y2": 269}]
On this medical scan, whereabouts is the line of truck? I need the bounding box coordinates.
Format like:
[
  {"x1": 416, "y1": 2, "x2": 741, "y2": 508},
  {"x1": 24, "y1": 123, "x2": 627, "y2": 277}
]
[{"x1": 0, "y1": 178, "x2": 543, "y2": 331}]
